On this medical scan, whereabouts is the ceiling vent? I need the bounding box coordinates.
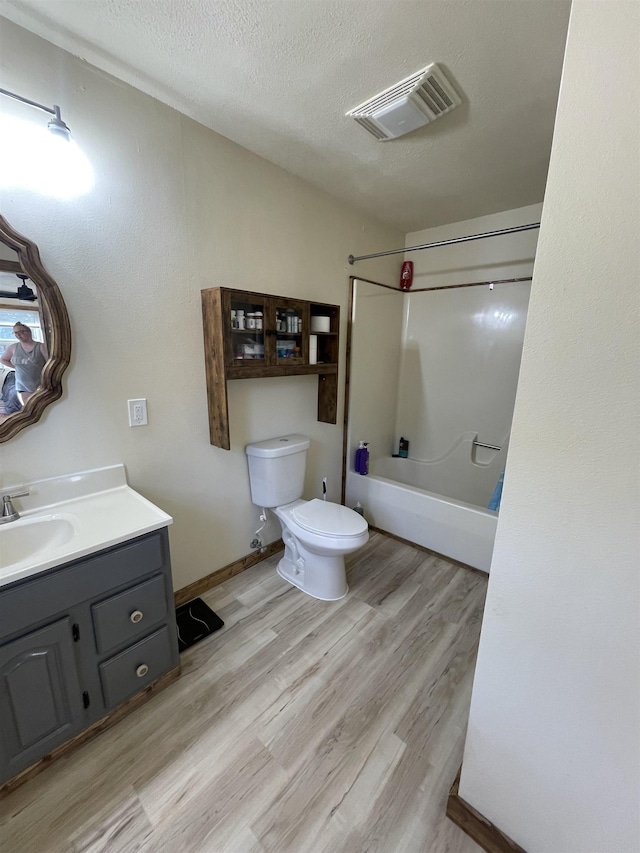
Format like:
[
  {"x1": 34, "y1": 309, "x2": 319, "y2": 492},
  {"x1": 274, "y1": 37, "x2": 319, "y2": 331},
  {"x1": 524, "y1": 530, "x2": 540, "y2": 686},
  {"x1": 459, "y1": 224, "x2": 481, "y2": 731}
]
[{"x1": 346, "y1": 63, "x2": 461, "y2": 141}]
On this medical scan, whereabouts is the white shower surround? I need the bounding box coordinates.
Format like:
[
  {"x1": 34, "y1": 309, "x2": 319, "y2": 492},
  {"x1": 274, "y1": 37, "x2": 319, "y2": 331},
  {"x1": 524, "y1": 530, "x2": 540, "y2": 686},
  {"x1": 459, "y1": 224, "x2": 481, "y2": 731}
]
[
  {"x1": 347, "y1": 205, "x2": 539, "y2": 571},
  {"x1": 396, "y1": 208, "x2": 538, "y2": 463},
  {"x1": 374, "y1": 432, "x2": 508, "y2": 507}
]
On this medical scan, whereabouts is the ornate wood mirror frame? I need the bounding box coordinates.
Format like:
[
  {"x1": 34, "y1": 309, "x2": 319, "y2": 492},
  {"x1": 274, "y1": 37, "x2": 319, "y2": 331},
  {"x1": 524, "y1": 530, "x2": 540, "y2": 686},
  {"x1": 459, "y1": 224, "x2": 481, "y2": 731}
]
[{"x1": 0, "y1": 215, "x2": 71, "y2": 441}]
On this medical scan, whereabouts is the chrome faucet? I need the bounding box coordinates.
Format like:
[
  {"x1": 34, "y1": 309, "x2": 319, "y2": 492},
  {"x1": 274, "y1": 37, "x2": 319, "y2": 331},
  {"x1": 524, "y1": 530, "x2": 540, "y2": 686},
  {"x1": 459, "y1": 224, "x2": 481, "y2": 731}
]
[{"x1": 0, "y1": 491, "x2": 29, "y2": 524}]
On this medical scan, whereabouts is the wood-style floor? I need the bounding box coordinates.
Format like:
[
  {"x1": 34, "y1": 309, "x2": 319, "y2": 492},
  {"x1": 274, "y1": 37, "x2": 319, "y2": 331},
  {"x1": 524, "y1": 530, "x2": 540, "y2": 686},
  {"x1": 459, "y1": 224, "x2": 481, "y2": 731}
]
[{"x1": 0, "y1": 531, "x2": 486, "y2": 853}]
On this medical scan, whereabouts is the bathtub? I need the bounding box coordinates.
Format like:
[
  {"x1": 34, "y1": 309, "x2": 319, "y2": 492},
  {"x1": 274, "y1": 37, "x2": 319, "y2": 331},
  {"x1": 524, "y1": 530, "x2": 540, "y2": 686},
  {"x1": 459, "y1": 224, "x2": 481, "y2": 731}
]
[{"x1": 345, "y1": 433, "x2": 503, "y2": 572}]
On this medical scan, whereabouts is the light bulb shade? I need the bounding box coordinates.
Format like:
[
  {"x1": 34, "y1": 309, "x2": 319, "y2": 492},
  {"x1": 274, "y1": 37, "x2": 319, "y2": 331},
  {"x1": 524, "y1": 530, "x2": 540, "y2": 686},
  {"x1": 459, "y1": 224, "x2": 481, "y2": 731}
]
[
  {"x1": 0, "y1": 114, "x2": 93, "y2": 198},
  {"x1": 47, "y1": 115, "x2": 71, "y2": 140}
]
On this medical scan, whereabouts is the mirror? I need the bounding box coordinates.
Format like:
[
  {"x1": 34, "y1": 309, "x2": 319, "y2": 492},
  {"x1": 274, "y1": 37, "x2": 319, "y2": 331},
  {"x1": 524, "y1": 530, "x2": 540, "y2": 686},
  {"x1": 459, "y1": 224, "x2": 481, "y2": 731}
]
[{"x1": 0, "y1": 215, "x2": 71, "y2": 441}]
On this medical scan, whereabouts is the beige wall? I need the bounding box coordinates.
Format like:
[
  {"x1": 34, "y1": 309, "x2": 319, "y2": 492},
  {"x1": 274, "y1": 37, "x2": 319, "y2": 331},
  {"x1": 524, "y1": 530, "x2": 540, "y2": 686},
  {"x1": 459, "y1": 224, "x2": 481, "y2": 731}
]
[
  {"x1": 0, "y1": 19, "x2": 401, "y2": 590},
  {"x1": 459, "y1": 2, "x2": 640, "y2": 851}
]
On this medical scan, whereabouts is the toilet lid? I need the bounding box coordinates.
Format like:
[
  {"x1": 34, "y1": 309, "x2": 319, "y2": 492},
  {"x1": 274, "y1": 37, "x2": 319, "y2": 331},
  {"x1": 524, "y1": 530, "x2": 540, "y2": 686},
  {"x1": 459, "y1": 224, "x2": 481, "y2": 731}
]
[{"x1": 291, "y1": 499, "x2": 368, "y2": 537}]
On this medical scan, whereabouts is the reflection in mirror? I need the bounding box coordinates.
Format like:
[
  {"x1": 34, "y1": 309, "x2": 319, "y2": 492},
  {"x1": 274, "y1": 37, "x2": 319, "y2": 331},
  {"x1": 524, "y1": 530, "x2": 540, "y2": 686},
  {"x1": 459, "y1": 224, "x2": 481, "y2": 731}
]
[
  {"x1": 0, "y1": 263, "x2": 47, "y2": 418},
  {"x1": 0, "y1": 216, "x2": 71, "y2": 441}
]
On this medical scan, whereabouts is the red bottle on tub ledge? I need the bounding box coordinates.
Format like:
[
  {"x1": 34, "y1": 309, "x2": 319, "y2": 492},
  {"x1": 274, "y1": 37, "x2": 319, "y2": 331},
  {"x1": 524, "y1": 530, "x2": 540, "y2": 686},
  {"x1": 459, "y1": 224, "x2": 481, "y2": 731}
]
[
  {"x1": 355, "y1": 441, "x2": 369, "y2": 475},
  {"x1": 400, "y1": 261, "x2": 413, "y2": 290}
]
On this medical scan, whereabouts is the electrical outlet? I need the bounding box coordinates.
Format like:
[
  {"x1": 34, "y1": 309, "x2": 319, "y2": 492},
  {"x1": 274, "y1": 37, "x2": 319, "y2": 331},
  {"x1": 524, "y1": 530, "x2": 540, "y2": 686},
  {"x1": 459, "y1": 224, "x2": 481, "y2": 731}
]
[{"x1": 127, "y1": 398, "x2": 148, "y2": 426}]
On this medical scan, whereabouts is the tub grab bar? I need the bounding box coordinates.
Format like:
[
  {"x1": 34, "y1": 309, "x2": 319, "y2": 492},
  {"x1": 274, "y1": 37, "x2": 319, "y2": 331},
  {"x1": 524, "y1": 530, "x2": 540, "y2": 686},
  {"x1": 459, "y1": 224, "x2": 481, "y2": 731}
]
[{"x1": 473, "y1": 441, "x2": 501, "y2": 451}]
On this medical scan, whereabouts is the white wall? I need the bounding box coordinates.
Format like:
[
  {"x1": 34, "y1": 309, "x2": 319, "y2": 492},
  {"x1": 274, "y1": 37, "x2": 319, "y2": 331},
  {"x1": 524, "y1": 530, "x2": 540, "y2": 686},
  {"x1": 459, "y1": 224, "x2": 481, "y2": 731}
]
[
  {"x1": 459, "y1": 3, "x2": 640, "y2": 852},
  {"x1": 0, "y1": 19, "x2": 401, "y2": 590},
  {"x1": 346, "y1": 280, "x2": 404, "y2": 475}
]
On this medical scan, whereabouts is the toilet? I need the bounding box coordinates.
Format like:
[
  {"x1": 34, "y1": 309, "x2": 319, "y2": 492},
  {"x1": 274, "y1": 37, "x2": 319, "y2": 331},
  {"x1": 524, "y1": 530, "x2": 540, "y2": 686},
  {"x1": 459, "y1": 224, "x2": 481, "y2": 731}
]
[{"x1": 245, "y1": 434, "x2": 368, "y2": 600}]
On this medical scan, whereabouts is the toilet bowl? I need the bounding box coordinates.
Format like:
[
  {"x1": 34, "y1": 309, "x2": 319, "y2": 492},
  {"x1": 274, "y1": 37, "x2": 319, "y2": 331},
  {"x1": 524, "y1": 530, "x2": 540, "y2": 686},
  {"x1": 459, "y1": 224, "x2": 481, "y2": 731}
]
[
  {"x1": 245, "y1": 434, "x2": 369, "y2": 601},
  {"x1": 275, "y1": 499, "x2": 368, "y2": 600}
]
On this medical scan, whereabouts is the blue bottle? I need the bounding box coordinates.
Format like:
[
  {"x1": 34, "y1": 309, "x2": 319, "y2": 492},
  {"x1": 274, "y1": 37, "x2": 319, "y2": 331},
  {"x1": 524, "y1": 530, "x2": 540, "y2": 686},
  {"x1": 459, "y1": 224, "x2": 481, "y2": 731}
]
[
  {"x1": 361, "y1": 443, "x2": 369, "y2": 474},
  {"x1": 355, "y1": 441, "x2": 369, "y2": 475},
  {"x1": 399, "y1": 437, "x2": 409, "y2": 458}
]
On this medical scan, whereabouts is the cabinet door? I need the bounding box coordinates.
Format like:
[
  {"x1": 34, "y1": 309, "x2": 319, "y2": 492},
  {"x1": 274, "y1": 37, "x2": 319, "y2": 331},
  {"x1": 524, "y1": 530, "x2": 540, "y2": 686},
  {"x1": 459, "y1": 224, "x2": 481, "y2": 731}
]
[
  {"x1": 222, "y1": 289, "x2": 268, "y2": 371},
  {"x1": 0, "y1": 618, "x2": 84, "y2": 781},
  {"x1": 272, "y1": 297, "x2": 309, "y2": 366}
]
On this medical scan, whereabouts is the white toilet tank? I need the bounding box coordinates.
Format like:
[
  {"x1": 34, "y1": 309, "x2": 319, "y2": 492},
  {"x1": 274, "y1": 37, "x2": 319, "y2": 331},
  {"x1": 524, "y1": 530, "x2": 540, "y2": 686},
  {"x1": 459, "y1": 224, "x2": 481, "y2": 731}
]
[{"x1": 246, "y1": 434, "x2": 311, "y2": 507}]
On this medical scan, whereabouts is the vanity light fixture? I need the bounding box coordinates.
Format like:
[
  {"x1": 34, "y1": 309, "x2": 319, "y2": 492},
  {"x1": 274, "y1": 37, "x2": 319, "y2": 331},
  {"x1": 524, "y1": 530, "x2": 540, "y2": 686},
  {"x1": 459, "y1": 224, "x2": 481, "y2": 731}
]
[
  {"x1": 0, "y1": 88, "x2": 72, "y2": 140},
  {"x1": 0, "y1": 88, "x2": 93, "y2": 198}
]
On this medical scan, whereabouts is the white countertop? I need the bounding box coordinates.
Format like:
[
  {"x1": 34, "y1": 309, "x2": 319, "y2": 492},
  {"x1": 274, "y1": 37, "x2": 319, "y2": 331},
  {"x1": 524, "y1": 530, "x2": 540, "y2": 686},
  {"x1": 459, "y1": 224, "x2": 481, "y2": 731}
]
[{"x1": 0, "y1": 465, "x2": 172, "y2": 588}]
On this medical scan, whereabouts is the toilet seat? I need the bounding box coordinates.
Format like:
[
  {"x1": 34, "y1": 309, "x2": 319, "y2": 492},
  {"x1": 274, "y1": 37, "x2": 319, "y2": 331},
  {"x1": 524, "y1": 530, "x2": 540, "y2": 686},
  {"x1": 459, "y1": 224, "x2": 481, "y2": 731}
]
[{"x1": 288, "y1": 499, "x2": 367, "y2": 539}]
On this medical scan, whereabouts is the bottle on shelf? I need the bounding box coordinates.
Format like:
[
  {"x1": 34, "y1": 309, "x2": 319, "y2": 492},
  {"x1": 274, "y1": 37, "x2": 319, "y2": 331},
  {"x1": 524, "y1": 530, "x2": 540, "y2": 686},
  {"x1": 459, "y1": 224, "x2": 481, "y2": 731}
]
[{"x1": 285, "y1": 311, "x2": 298, "y2": 333}]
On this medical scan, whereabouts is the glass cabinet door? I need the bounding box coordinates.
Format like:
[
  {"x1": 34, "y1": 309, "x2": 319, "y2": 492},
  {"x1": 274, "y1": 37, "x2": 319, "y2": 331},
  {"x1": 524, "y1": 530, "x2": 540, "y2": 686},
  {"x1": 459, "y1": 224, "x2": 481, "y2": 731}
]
[
  {"x1": 272, "y1": 298, "x2": 308, "y2": 366},
  {"x1": 223, "y1": 291, "x2": 267, "y2": 368}
]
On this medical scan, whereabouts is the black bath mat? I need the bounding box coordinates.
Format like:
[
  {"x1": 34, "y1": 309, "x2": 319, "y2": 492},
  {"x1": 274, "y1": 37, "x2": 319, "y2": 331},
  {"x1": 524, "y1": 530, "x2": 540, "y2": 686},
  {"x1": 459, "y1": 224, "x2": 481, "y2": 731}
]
[{"x1": 175, "y1": 598, "x2": 224, "y2": 653}]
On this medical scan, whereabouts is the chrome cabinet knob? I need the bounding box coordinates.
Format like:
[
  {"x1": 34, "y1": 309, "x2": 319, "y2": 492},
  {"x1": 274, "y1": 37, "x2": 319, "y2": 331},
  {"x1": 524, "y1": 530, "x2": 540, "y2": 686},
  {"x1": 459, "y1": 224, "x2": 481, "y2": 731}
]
[
  {"x1": 136, "y1": 664, "x2": 149, "y2": 678},
  {"x1": 130, "y1": 610, "x2": 143, "y2": 624}
]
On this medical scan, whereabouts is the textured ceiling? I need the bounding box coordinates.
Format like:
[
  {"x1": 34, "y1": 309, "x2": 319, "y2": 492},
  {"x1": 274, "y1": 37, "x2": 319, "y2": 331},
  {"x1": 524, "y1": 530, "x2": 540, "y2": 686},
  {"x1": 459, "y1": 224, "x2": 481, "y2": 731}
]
[{"x1": 0, "y1": 0, "x2": 571, "y2": 232}]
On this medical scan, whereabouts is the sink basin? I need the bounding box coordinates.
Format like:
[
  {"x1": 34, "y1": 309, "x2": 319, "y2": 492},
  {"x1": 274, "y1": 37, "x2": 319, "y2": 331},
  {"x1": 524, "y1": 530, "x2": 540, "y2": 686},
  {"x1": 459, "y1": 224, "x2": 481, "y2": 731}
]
[
  {"x1": 0, "y1": 515, "x2": 76, "y2": 569},
  {"x1": 0, "y1": 465, "x2": 173, "y2": 588}
]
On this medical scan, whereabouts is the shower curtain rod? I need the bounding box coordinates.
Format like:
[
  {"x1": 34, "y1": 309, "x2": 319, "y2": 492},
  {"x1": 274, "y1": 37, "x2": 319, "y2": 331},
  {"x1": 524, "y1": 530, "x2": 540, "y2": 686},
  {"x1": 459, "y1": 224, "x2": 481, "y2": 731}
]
[{"x1": 347, "y1": 222, "x2": 541, "y2": 265}]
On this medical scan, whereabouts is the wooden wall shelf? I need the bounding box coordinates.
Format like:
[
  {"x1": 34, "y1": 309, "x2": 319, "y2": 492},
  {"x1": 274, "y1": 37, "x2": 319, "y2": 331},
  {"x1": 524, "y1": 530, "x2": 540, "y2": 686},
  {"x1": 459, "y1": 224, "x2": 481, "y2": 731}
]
[{"x1": 201, "y1": 287, "x2": 340, "y2": 449}]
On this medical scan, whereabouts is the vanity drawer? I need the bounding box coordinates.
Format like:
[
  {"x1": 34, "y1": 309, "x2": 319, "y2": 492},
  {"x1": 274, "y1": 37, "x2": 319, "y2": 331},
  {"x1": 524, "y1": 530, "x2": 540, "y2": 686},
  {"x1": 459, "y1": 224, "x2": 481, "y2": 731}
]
[
  {"x1": 99, "y1": 626, "x2": 174, "y2": 708},
  {"x1": 92, "y1": 574, "x2": 167, "y2": 654},
  {"x1": 0, "y1": 531, "x2": 167, "y2": 642}
]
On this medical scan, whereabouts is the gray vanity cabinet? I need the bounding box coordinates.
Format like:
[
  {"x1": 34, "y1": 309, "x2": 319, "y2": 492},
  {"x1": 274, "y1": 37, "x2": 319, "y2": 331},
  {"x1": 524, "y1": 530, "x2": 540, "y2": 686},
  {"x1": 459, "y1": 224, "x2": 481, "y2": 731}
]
[
  {"x1": 0, "y1": 528, "x2": 180, "y2": 787},
  {"x1": 0, "y1": 618, "x2": 84, "y2": 776}
]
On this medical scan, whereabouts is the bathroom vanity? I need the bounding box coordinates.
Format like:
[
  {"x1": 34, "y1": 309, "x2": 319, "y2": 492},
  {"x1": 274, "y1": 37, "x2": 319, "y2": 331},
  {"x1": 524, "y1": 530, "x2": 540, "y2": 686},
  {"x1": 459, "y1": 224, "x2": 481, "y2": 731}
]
[{"x1": 0, "y1": 466, "x2": 180, "y2": 791}]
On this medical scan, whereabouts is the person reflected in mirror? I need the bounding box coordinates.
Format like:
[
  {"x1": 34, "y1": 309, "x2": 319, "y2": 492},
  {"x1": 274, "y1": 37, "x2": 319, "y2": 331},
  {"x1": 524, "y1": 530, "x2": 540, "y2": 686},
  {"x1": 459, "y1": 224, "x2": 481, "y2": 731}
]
[
  {"x1": 0, "y1": 365, "x2": 21, "y2": 417},
  {"x1": 0, "y1": 322, "x2": 47, "y2": 407}
]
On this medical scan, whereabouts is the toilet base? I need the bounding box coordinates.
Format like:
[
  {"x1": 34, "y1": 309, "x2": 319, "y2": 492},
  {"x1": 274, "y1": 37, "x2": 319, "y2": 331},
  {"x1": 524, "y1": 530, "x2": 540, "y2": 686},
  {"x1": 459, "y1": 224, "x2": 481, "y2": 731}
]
[{"x1": 277, "y1": 552, "x2": 348, "y2": 601}]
